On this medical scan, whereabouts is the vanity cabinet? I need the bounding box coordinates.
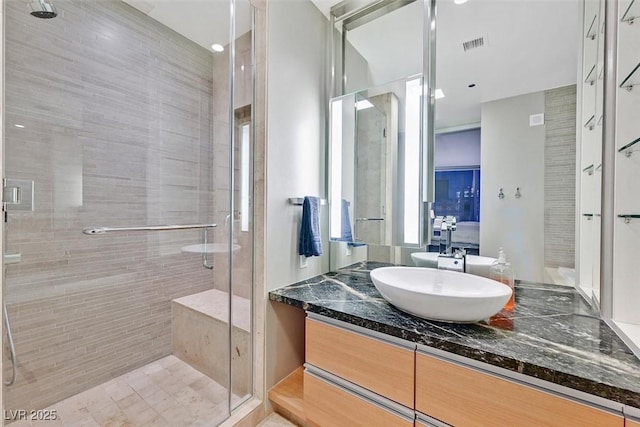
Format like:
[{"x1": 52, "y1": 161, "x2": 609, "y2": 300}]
[
  {"x1": 305, "y1": 317, "x2": 415, "y2": 407},
  {"x1": 627, "y1": 418, "x2": 640, "y2": 427},
  {"x1": 301, "y1": 315, "x2": 627, "y2": 427},
  {"x1": 304, "y1": 369, "x2": 414, "y2": 427},
  {"x1": 415, "y1": 352, "x2": 624, "y2": 427},
  {"x1": 304, "y1": 317, "x2": 416, "y2": 427}
]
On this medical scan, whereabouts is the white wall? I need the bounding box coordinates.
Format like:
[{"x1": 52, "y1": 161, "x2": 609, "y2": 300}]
[
  {"x1": 480, "y1": 92, "x2": 545, "y2": 283},
  {"x1": 264, "y1": 0, "x2": 371, "y2": 391},
  {"x1": 264, "y1": 0, "x2": 330, "y2": 391},
  {"x1": 266, "y1": 0, "x2": 330, "y2": 292},
  {"x1": 435, "y1": 129, "x2": 481, "y2": 168}
]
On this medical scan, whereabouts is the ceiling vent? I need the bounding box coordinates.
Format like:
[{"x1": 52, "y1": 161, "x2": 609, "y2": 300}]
[{"x1": 462, "y1": 36, "x2": 486, "y2": 52}]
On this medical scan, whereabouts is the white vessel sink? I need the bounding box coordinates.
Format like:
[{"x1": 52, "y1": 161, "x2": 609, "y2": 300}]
[
  {"x1": 370, "y1": 266, "x2": 512, "y2": 323},
  {"x1": 410, "y1": 252, "x2": 496, "y2": 278},
  {"x1": 181, "y1": 243, "x2": 241, "y2": 254}
]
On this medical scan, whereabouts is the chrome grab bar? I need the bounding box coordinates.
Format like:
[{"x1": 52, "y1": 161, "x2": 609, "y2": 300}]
[
  {"x1": 202, "y1": 227, "x2": 214, "y2": 270},
  {"x1": 4, "y1": 304, "x2": 17, "y2": 386},
  {"x1": 82, "y1": 223, "x2": 217, "y2": 235},
  {"x1": 355, "y1": 218, "x2": 385, "y2": 221},
  {"x1": 83, "y1": 223, "x2": 218, "y2": 270}
]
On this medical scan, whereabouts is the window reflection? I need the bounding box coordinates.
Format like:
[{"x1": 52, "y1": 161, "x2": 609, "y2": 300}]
[{"x1": 433, "y1": 168, "x2": 480, "y2": 222}]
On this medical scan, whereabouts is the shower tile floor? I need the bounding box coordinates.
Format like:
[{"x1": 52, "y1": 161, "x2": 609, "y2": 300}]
[{"x1": 10, "y1": 356, "x2": 230, "y2": 427}]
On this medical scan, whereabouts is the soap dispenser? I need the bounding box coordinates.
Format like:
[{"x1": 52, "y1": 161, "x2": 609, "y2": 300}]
[{"x1": 490, "y1": 248, "x2": 515, "y2": 310}]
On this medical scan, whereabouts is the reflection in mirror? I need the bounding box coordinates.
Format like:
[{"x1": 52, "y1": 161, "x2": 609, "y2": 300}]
[
  {"x1": 334, "y1": 0, "x2": 423, "y2": 94},
  {"x1": 353, "y1": 92, "x2": 390, "y2": 245},
  {"x1": 323, "y1": 0, "x2": 594, "y2": 292},
  {"x1": 420, "y1": 0, "x2": 583, "y2": 287},
  {"x1": 329, "y1": 77, "x2": 424, "y2": 250},
  {"x1": 580, "y1": 0, "x2": 605, "y2": 305},
  {"x1": 328, "y1": 0, "x2": 432, "y2": 268}
]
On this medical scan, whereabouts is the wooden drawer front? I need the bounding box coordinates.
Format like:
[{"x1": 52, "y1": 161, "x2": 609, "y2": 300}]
[
  {"x1": 304, "y1": 371, "x2": 414, "y2": 427},
  {"x1": 305, "y1": 318, "x2": 415, "y2": 407},
  {"x1": 416, "y1": 413, "x2": 451, "y2": 427},
  {"x1": 627, "y1": 419, "x2": 640, "y2": 427},
  {"x1": 416, "y1": 353, "x2": 624, "y2": 427}
]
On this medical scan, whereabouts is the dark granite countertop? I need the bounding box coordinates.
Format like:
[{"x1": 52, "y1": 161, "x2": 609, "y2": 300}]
[{"x1": 269, "y1": 261, "x2": 640, "y2": 409}]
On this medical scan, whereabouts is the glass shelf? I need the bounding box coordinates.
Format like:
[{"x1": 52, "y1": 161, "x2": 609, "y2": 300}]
[
  {"x1": 584, "y1": 64, "x2": 596, "y2": 85},
  {"x1": 598, "y1": 66, "x2": 604, "y2": 81},
  {"x1": 619, "y1": 62, "x2": 640, "y2": 90},
  {"x1": 584, "y1": 115, "x2": 596, "y2": 130},
  {"x1": 582, "y1": 164, "x2": 595, "y2": 175},
  {"x1": 618, "y1": 136, "x2": 640, "y2": 157},
  {"x1": 597, "y1": 115, "x2": 603, "y2": 126},
  {"x1": 622, "y1": 0, "x2": 639, "y2": 24},
  {"x1": 586, "y1": 14, "x2": 598, "y2": 39}
]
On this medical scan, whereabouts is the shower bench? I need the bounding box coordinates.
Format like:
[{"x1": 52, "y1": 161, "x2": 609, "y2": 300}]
[{"x1": 171, "y1": 289, "x2": 251, "y2": 398}]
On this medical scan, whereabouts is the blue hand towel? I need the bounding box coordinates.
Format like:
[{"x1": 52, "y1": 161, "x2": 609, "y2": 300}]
[
  {"x1": 299, "y1": 196, "x2": 323, "y2": 257},
  {"x1": 338, "y1": 199, "x2": 366, "y2": 247}
]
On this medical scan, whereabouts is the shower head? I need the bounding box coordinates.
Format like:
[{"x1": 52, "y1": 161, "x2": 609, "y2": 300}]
[{"x1": 30, "y1": 0, "x2": 57, "y2": 19}]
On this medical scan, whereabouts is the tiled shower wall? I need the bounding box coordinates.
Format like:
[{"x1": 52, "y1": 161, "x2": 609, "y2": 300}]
[
  {"x1": 4, "y1": 0, "x2": 224, "y2": 411},
  {"x1": 544, "y1": 85, "x2": 577, "y2": 268}
]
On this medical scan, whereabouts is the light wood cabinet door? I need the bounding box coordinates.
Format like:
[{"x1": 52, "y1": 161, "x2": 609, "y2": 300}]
[
  {"x1": 627, "y1": 418, "x2": 640, "y2": 427},
  {"x1": 415, "y1": 353, "x2": 624, "y2": 427},
  {"x1": 304, "y1": 371, "x2": 414, "y2": 427},
  {"x1": 305, "y1": 318, "x2": 414, "y2": 407}
]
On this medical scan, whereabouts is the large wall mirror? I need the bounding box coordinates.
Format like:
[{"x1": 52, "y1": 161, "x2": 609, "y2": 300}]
[
  {"x1": 327, "y1": 0, "x2": 435, "y2": 268},
  {"x1": 319, "y1": 0, "x2": 599, "y2": 304},
  {"x1": 429, "y1": 0, "x2": 584, "y2": 288},
  {"x1": 329, "y1": 77, "x2": 424, "y2": 248}
]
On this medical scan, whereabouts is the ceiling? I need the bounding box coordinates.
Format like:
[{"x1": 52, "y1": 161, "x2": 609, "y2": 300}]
[
  {"x1": 122, "y1": 0, "x2": 251, "y2": 52},
  {"x1": 311, "y1": 0, "x2": 580, "y2": 130},
  {"x1": 121, "y1": 0, "x2": 580, "y2": 129}
]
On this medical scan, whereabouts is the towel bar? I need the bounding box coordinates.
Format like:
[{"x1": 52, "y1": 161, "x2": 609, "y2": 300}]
[{"x1": 288, "y1": 197, "x2": 328, "y2": 206}]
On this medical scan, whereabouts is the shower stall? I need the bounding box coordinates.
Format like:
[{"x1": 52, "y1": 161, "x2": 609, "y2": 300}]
[{"x1": 1, "y1": 0, "x2": 255, "y2": 425}]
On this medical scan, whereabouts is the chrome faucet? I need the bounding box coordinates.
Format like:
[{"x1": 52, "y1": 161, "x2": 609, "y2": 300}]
[
  {"x1": 439, "y1": 216, "x2": 457, "y2": 255},
  {"x1": 437, "y1": 216, "x2": 466, "y2": 272}
]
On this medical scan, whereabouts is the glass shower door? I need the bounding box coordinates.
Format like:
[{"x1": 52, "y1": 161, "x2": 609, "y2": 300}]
[{"x1": 1, "y1": 0, "x2": 251, "y2": 424}]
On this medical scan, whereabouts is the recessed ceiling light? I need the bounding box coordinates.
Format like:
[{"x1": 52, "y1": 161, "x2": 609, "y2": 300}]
[
  {"x1": 454, "y1": 0, "x2": 468, "y2": 4},
  {"x1": 14, "y1": 124, "x2": 25, "y2": 128},
  {"x1": 435, "y1": 89, "x2": 445, "y2": 99},
  {"x1": 356, "y1": 100, "x2": 374, "y2": 110},
  {"x1": 211, "y1": 44, "x2": 224, "y2": 52}
]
